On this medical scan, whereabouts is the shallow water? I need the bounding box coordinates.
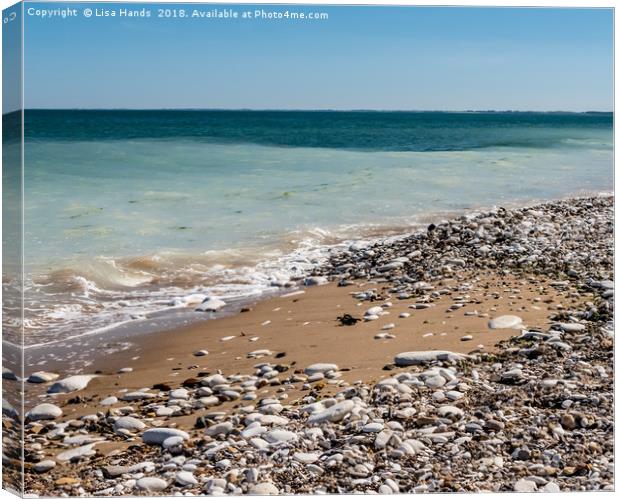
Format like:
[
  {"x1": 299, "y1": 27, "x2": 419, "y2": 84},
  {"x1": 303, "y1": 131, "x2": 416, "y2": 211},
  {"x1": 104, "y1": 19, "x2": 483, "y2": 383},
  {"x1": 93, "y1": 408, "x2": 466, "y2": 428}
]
[{"x1": 7, "y1": 110, "x2": 613, "y2": 345}]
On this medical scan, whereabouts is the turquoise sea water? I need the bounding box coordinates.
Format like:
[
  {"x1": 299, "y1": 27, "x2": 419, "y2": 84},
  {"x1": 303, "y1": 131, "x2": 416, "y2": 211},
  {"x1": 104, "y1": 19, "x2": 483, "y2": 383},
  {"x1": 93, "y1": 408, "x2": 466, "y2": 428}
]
[{"x1": 12, "y1": 110, "x2": 614, "y2": 345}]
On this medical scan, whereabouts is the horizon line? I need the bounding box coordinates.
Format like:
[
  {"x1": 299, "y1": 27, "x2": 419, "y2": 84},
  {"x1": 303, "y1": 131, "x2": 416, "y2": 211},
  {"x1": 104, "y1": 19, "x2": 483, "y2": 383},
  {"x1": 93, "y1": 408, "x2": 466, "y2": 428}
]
[{"x1": 5, "y1": 108, "x2": 614, "y2": 115}]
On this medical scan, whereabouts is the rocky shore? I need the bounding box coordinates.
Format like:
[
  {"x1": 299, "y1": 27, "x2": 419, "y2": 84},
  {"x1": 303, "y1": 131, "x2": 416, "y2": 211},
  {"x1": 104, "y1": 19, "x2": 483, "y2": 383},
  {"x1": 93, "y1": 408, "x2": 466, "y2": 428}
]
[{"x1": 4, "y1": 196, "x2": 614, "y2": 495}]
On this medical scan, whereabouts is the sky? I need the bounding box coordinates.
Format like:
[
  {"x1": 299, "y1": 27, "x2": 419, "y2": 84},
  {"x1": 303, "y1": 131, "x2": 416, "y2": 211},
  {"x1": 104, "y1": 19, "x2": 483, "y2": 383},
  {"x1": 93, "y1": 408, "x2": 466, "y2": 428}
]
[{"x1": 17, "y1": 3, "x2": 614, "y2": 111}]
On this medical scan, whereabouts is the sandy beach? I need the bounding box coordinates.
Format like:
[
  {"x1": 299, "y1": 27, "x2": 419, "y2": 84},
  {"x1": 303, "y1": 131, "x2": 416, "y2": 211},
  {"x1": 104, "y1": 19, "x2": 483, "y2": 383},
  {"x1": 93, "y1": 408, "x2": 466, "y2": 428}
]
[{"x1": 3, "y1": 196, "x2": 613, "y2": 495}]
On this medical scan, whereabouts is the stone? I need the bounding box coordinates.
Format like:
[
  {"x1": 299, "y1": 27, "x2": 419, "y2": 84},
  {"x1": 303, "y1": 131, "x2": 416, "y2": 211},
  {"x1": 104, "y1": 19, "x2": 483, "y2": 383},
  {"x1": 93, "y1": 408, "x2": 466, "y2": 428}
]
[
  {"x1": 596, "y1": 279, "x2": 614, "y2": 290},
  {"x1": 485, "y1": 420, "x2": 505, "y2": 432},
  {"x1": 557, "y1": 322, "x2": 586, "y2": 332},
  {"x1": 501, "y1": 368, "x2": 524, "y2": 384},
  {"x1": 445, "y1": 390, "x2": 464, "y2": 401},
  {"x1": 374, "y1": 430, "x2": 393, "y2": 449},
  {"x1": 176, "y1": 471, "x2": 198, "y2": 486},
  {"x1": 206, "y1": 421, "x2": 233, "y2": 437},
  {"x1": 542, "y1": 482, "x2": 560, "y2": 492},
  {"x1": 513, "y1": 479, "x2": 537, "y2": 492},
  {"x1": 304, "y1": 363, "x2": 338, "y2": 375},
  {"x1": 561, "y1": 413, "x2": 576, "y2": 430},
  {"x1": 293, "y1": 452, "x2": 320, "y2": 464},
  {"x1": 365, "y1": 306, "x2": 384, "y2": 316},
  {"x1": 136, "y1": 477, "x2": 168, "y2": 492},
  {"x1": 142, "y1": 428, "x2": 189, "y2": 445},
  {"x1": 362, "y1": 422, "x2": 384, "y2": 433},
  {"x1": 55, "y1": 477, "x2": 80, "y2": 486},
  {"x1": 248, "y1": 349, "x2": 273, "y2": 358},
  {"x1": 194, "y1": 350, "x2": 209, "y2": 356},
  {"x1": 100, "y1": 396, "x2": 118, "y2": 406},
  {"x1": 56, "y1": 444, "x2": 97, "y2": 462},
  {"x1": 263, "y1": 429, "x2": 298, "y2": 444},
  {"x1": 307, "y1": 400, "x2": 355, "y2": 425},
  {"x1": 437, "y1": 405, "x2": 464, "y2": 418},
  {"x1": 113, "y1": 416, "x2": 145, "y2": 432},
  {"x1": 33, "y1": 460, "x2": 56, "y2": 473},
  {"x1": 488, "y1": 315, "x2": 523, "y2": 329},
  {"x1": 157, "y1": 406, "x2": 175, "y2": 417},
  {"x1": 26, "y1": 403, "x2": 62, "y2": 421},
  {"x1": 249, "y1": 482, "x2": 279, "y2": 495},
  {"x1": 27, "y1": 371, "x2": 59, "y2": 383},
  {"x1": 163, "y1": 436, "x2": 185, "y2": 449},
  {"x1": 121, "y1": 391, "x2": 156, "y2": 401},
  {"x1": 196, "y1": 297, "x2": 226, "y2": 312},
  {"x1": 2, "y1": 399, "x2": 18, "y2": 419},
  {"x1": 424, "y1": 375, "x2": 446, "y2": 388},
  {"x1": 394, "y1": 350, "x2": 467, "y2": 366},
  {"x1": 48, "y1": 375, "x2": 97, "y2": 394},
  {"x1": 102, "y1": 465, "x2": 130, "y2": 478},
  {"x1": 170, "y1": 388, "x2": 189, "y2": 399}
]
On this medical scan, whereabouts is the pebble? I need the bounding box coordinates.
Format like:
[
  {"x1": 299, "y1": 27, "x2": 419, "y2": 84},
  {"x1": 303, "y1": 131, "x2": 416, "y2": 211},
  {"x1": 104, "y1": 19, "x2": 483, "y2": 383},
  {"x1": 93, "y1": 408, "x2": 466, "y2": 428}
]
[
  {"x1": 488, "y1": 315, "x2": 523, "y2": 329},
  {"x1": 170, "y1": 388, "x2": 189, "y2": 399},
  {"x1": 249, "y1": 482, "x2": 279, "y2": 495},
  {"x1": 175, "y1": 471, "x2": 198, "y2": 486},
  {"x1": 56, "y1": 444, "x2": 97, "y2": 462},
  {"x1": 394, "y1": 350, "x2": 467, "y2": 366},
  {"x1": 263, "y1": 429, "x2": 298, "y2": 444},
  {"x1": 542, "y1": 482, "x2": 560, "y2": 492},
  {"x1": 424, "y1": 375, "x2": 446, "y2": 388},
  {"x1": 26, "y1": 403, "x2": 63, "y2": 421},
  {"x1": 362, "y1": 422, "x2": 384, "y2": 433},
  {"x1": 557, "y1": 322, "x2": 586, "y2": 332},
  {"x1": 27, "y1": 371, "x2": 59, "y2": 383},
  {"x1": 293, "y1": 452, "x2": 320, "y2": 464},
  {"x1": 206, "y1": 421, "x2": 233, "y2": 437},
  {"x1": 195, "y1": 297, "x2": 226, "y2": 312},
  {"x1": 113, "y1": 416, "x2": 146, "y2": 432},
  {"x1": 513, "y1": 479, "x2": 537, "y2": 492},
  {"x1": 142, "y1": 428, "x2": 190, "y2": 445},
  {"x1": 122, "y1": 391, "x2": 156, "y2": 401},
  {"x1": 163, "y1": 436, "x2": 185, "y2": 449},
  {"x1": 47, "y1": 375, "x2": 97, "y2": 394},
  {"x1": 136, "y1": 477, "x2": 168, "y2": 492},
  {"x1": 33, "y1": 460, "x2": 56, "y2": 473},
  {"x1": 437, "y1": 405, "x2": 464, "y2": 418},
  {"x1": 307, "y1": 400, "x2": 355, "y2": 425},
  {"x1": 304, "y1": 363, "x2": 338, "y2": 376}
]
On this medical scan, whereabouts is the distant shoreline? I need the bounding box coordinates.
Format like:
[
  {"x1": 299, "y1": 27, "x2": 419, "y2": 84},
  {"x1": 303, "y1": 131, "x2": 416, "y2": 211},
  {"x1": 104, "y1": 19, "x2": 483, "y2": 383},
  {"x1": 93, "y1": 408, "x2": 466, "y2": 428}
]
[{"x1": 9, "y1": 108, "x2": 613, "y2": 115}]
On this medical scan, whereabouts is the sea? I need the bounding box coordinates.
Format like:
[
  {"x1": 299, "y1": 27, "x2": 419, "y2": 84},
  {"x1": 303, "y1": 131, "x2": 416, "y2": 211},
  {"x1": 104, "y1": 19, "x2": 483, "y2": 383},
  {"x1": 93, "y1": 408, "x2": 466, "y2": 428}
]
[{"x1": 5, "y1": 110, "x2": 613, "y2": 347}]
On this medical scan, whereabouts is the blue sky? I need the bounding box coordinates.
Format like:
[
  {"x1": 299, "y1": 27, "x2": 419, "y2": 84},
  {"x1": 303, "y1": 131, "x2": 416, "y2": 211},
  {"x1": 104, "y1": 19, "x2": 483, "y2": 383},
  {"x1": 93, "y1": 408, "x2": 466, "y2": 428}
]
[{"x1": 21, "y1": 3, "x2": 613, "y2": 111}]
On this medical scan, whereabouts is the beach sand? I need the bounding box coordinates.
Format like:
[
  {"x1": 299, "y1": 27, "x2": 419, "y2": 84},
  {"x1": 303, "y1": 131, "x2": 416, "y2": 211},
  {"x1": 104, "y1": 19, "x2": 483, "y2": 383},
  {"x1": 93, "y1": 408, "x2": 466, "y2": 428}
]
[
  {"x1": 25, "y1": 269, "x2": 586, "y2": 421},
  {"x1": 4, "y1": 196, "x2": 613, "y2": 495}
]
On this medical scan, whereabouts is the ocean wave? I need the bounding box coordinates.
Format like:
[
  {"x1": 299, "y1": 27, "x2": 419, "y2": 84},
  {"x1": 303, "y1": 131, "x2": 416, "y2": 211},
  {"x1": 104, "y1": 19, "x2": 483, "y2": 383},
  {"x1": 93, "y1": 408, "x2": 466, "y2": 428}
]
[{"x1": 18, "y1": 222, "x2": 420, "y2": 347}]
